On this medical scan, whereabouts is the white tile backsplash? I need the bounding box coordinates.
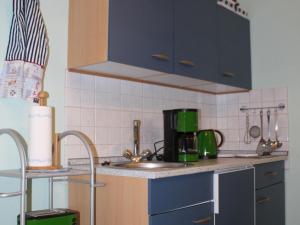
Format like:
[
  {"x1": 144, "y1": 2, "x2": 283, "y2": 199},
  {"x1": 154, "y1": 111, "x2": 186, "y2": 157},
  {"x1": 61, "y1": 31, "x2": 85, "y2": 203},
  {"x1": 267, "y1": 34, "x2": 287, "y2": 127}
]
[
  {"x1": 65, "y1": 88, "x2": 81, "y2": 107},
  {"x1": 95, "y1": 127, "x2": 109, "y2": 145},
  {"x1": 65, "y1": 72, "x2": 81, "y2": 89},
  {"x1": 65, "y1": 72, "x2": 289, "y2": 159},
  {"x1": 262, "y1": 89, "x2": 275, "y2": 102},
  {"x1": 249, "y1": 89, "x2": 262, "y2": 103},
  {"x1": 65, "y1": 107, "x2": 81, "y2": 126},
  {"x1": 80, "y1": 75, "x2": 95, "y2": 91},
  {"x1": 81, "y1": 90, "x2": 95, "y2": 108},
  {"x1": 121, "y1": 95, "x2": 142, "y2": 111},
  {"x1": 81, "y1": 126, "x2": 95, "y2": 143},
  {"x1": 121, "y1": 80, "x2": 142, "y2": 96},
  {"x1": 80, "y1": 108, "x2": 95, "y2": 127}
]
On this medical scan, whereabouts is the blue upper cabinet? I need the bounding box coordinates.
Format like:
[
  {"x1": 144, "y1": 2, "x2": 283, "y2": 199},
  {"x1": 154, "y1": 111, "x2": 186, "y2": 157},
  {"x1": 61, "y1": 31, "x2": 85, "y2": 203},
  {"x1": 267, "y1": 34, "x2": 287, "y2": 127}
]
[
  {"x1": 108, "y1": 0, "x2": 173, "y2": 73},
  {"x1": 174, "y1": 0, "x2": 218, "y2": 82},
  {"x1": 217, "y1": 6, "x2": 252, "y2": 89},
  {"x1": 68, "y1": 0, "x2": 252, "y2": 93}
]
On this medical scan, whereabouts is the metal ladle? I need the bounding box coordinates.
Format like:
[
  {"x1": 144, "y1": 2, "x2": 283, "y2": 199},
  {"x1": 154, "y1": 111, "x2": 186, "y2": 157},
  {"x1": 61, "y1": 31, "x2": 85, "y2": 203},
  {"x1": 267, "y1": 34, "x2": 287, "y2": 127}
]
[
  {"x1": 257, "y1": 110, "x2": 267, "y2": 156},
  {"x1": 266, "y1": 110, "x2": 277, "y2": 153},
  {"x1": 274, "y1": 109, "x2": 283, "y2": 149}
]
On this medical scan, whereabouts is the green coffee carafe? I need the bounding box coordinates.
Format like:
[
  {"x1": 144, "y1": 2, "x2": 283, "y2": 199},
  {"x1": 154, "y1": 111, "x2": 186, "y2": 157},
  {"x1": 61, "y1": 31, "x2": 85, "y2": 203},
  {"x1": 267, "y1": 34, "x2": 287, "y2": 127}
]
[
  {"x1": 198, "y1": 129, "x2": 224, "y2": 159},
  {"x1": 176, "y1": 109, "x2": 199, "y2": 162}
]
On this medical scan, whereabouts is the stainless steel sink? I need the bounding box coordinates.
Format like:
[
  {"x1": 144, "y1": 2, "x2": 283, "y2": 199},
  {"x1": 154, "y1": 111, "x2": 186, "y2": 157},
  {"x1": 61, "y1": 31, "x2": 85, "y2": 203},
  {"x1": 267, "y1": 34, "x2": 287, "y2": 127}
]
[{"x1": 109, "y1": 162, "x2": 192, "y2": 170}]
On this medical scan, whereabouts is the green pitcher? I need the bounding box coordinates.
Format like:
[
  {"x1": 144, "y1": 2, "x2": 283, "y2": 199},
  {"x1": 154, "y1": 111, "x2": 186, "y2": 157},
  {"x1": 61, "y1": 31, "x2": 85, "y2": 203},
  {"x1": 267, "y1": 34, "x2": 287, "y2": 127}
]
[{"x1": 197, "y1": 129, "x2": 224, "y2": 159}]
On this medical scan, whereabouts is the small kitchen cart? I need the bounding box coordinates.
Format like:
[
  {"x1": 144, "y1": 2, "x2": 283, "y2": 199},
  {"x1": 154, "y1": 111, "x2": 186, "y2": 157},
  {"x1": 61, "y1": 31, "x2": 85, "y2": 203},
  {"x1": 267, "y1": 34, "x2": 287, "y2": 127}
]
[{"x1": 0, "y1": 129, "x2": 103, "y2": 225}]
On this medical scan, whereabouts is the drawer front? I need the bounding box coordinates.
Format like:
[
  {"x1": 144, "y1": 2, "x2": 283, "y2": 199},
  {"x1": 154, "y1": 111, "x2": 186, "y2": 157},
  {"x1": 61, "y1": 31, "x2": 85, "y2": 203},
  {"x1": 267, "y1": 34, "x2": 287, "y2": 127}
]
[
  {"x1": 149, "y1": 203, "x2": 214, "y2": 225},
  {"x1": 149, "y1": 172, "x2": 213, "y2": 215},
  {"x1": 256, "y1": 182, "x2": 285, "y2": 225},
  {"x1": 255, "y1": 161, "x2": 284, "y2": 189}
]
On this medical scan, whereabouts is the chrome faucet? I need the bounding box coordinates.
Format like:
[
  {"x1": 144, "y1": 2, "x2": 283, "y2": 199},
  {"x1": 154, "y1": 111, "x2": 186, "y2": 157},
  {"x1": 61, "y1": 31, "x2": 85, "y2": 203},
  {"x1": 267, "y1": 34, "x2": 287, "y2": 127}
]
[
  {"x1": 133, "y1": 120, "x2": 141, "y2": 156},
  {"x1": 123, "y1": 120, "x2": 152, "y2": 162}
]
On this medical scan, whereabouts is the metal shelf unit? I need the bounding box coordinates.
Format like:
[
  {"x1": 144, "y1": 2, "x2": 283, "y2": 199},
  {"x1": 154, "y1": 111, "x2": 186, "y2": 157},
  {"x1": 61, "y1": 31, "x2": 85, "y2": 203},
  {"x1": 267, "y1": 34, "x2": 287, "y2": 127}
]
[{"x1": 0, "y1": 129, "x2": 103, "y2": 225}]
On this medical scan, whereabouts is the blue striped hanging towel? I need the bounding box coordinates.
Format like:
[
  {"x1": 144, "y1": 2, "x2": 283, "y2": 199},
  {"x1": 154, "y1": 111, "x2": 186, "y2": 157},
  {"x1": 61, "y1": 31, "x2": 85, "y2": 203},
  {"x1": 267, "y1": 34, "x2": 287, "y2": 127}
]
[{"x1": 0, "y1": 0, "x2": 49, "y2": 102}]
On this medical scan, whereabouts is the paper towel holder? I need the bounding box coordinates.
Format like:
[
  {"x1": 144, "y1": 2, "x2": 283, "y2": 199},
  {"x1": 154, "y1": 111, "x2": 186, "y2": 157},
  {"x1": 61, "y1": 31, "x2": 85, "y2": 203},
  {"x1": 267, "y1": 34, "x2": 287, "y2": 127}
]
[
  {"x1": 39, "y1": 91, "x2": 62, "y2": 169},
  {"x1": 27, "y1": 91, "x2": 62, "y2": 170}
]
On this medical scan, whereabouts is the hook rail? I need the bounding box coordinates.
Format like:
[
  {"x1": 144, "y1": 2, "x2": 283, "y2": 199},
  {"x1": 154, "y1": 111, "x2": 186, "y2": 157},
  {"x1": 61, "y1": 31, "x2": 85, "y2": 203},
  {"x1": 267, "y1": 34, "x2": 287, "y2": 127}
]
[{"x1": 240, "y1": 103, "x2": 285, "y2": 112}]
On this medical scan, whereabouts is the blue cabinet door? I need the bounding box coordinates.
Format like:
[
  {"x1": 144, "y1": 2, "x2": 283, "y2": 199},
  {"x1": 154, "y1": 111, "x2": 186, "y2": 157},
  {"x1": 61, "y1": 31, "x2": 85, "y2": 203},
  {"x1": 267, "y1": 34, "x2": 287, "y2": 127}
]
[
  {"x1": 215, "y1": 168, "x2": 255, "y2": 225},
  {"x1": 174, "y1": 0, "x2": 218, "y2": 82},
  {"x1": 148, "y1": 172, "x2": 213, "y2": 215},
  {"x1": 149, "y1": 203, "x2": 214, "y2": 225},
  {"x1": 108, "y1": 0, "x2": 173, "y2": 73},
  {"x1": 217, "y1": 6, "x2": 252, "y2": 89},
  {"x1": 255, "y1": 161, "x2": 284, "y2": 189},
  {"x1": 256, "y1": 182, "x2": 285, "y2": 225}
]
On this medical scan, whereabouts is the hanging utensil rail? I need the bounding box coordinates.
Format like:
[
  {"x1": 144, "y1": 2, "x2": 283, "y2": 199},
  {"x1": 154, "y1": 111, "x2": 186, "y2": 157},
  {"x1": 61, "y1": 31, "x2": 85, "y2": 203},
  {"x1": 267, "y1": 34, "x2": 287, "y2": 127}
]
[{"x1": 240, "y1": 103, "x2": 285, "y2": 112}]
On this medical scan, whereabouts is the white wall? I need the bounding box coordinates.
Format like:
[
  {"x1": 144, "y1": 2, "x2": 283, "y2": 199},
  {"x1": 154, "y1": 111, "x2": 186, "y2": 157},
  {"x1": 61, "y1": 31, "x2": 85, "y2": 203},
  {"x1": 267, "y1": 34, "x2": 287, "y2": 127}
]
[
  {"x1": 0, "y1": 1, "x2": 68, "y2": 224},
  {"x1": 239, "y1": 0, "x2": 300, "y2": 224}
]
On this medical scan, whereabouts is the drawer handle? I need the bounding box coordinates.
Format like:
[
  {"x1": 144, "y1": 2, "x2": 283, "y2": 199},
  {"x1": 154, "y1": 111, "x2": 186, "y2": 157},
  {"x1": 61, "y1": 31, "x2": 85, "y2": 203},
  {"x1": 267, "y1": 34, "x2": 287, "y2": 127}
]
[
  {"x1": 179, "y1": 60, "x2": 196, "y2": 67},
  {"x1": 257, "y1": 197, "x2": 272, "y2": 204},
  {"x1": 193, "y1": 216, "x2": 212, "y2": 224},
  {"x1": 222, "y1": 72, "x2": 235, "y2": 77},
  {"x1": 152, "y1": 53, "x2": 169, "y2": 61},
  {"x1": 264, "y1": 171, "x2": 278, "y2": 177}
]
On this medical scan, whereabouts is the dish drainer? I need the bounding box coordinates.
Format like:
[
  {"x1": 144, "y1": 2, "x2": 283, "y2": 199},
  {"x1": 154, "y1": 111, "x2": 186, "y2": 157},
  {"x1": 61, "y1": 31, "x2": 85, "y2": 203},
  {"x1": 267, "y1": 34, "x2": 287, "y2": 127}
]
[{"x1": 0, "y1": 129, "x2": 104, "y2": 225}]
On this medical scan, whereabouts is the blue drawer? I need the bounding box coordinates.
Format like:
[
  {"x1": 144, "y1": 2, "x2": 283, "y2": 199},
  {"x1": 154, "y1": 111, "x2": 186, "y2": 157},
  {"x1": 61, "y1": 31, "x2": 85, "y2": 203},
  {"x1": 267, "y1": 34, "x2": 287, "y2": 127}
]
[
  {"x1": 255, "y1": 161, "x2": 284, "y2": 189},
  {"x1": 149, "y1": 172, "x2": 213, "y2": 215},
  {"x1": 256, "y1": 182, "x2": 285, "y2": 225},
  {"x1": 149, "y1": 202, "x2": 214, "y2": 225}
]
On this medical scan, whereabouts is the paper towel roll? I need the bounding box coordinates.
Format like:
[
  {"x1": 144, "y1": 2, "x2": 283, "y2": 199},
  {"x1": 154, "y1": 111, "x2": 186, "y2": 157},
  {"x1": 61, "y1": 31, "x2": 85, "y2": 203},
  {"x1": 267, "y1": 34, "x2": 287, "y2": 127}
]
[{"x1": 28, "y1": 106, "x2": 53, "y2": 168}]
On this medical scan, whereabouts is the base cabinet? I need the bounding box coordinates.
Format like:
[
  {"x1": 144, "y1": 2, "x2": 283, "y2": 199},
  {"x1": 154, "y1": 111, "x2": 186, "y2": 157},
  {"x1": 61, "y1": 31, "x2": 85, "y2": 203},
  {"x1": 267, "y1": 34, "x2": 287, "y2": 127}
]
[
  {"x1": 69, "y1": 173, "x2": 213, "y2": 225},
  {"x1": 68, "y1": 161, "x2": 285, "y2": 225},
  {"x1": 255, "y1": 161, "x2": 285, "y2": 225},
  {"x1": 215, "y1": 168, "x2": 255, "y2": 225}
]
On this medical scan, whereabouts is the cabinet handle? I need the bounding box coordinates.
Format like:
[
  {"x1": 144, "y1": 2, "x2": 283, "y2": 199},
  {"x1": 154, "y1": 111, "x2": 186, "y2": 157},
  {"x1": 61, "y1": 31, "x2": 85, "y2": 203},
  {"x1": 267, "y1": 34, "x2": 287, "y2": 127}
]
[
  {"x1": 192, "y1": 216, "x2": 212, "y2": 224},
  {"x1": 264, "y1": 171, "x2": 278, "y2": 177},
  {"x1": 256, "y1": 197, "x2": 272, "y2": 204},
  {"x1": 152, "y1": 53, "x2": 169, "y2": 61},
  {"x1": 179, "y1": 60, "x2": 196, "y2": 67},
  {"x1": 222, "y1": 72, "x2": 235, "y2": 77}
]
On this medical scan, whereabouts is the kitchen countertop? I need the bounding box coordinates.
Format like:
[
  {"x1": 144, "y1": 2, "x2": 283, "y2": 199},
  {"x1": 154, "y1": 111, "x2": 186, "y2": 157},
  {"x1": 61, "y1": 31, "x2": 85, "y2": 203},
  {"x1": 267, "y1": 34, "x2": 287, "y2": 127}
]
[{"x1": 95, "y1": 156, "x2": 288, "y2": 179}]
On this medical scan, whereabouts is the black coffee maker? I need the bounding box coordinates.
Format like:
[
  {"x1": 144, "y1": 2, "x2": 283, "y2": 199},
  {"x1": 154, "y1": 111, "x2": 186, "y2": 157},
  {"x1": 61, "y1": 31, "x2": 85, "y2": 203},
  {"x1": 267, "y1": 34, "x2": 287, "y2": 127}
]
[{"x1": 163, "y1": 109, "x2": 199, "y2": 162}]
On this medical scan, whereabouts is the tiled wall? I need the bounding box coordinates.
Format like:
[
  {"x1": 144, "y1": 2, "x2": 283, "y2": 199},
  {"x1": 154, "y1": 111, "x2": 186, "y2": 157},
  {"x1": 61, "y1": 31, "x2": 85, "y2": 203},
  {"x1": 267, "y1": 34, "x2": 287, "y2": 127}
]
[
  {"x1": 64, "y1": 72, "x2": 289, "y2": 159},
  {"x1": 216, "y1": 88, "x2": 289, "y2": 154},
  {"x1": 64, "y1": 72, "x2": 216, "y2": 159}
]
